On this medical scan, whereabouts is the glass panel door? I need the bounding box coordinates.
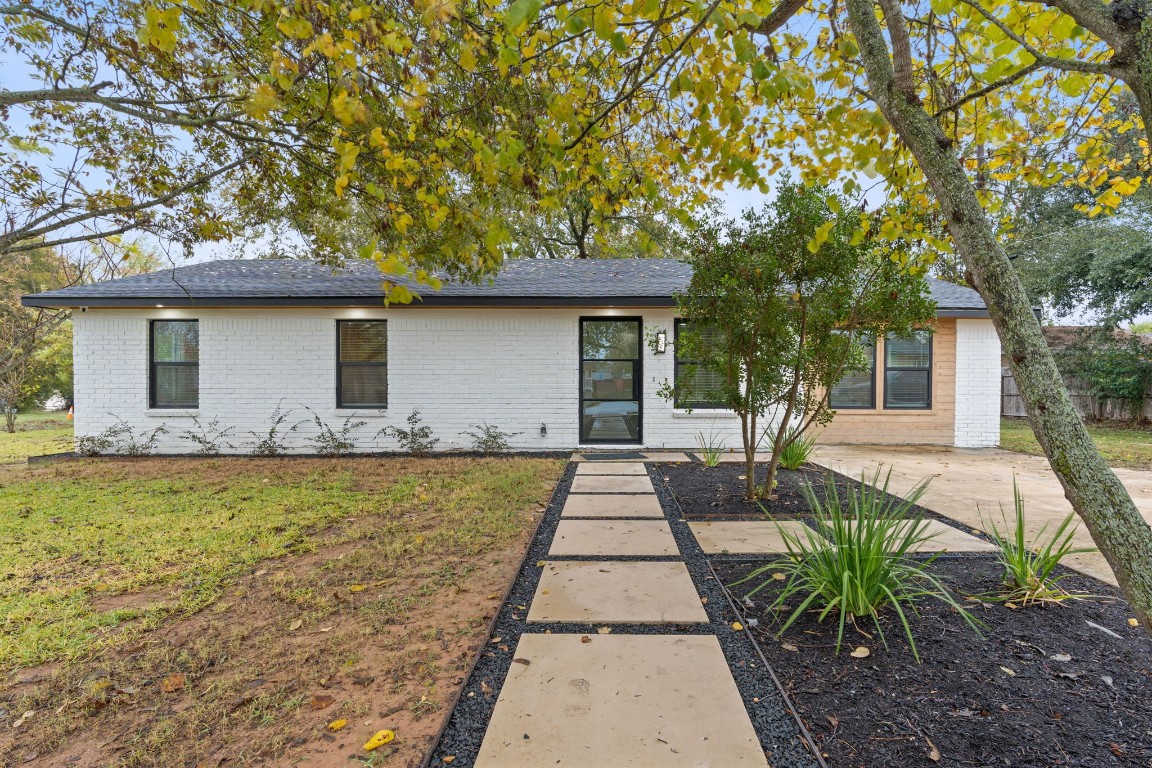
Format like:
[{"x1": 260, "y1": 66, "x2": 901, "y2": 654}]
[{"x1": 580, "y1": 318, "x2": 642, "y2": 443}]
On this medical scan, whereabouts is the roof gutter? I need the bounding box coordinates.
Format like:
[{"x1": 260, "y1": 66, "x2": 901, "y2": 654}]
[{"x1": 21, "y1": 296, "x2": 991, "y2": 318}]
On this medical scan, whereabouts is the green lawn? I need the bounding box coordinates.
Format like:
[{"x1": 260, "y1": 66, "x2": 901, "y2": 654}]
[
  {"x1": 0, "y1": 409, "x2": 73, "y2": 464},
  {"x1": 0, "y1": 456, "x2": 563, "y2": 669},
  {"x1": 1001, "y1": 417, "x2": 1152, "y2": 470}
]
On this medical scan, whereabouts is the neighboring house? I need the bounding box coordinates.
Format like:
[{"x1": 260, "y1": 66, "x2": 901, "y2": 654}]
[{"x1": 22, "y1": 258, "x2": 1001, "y2": 453}]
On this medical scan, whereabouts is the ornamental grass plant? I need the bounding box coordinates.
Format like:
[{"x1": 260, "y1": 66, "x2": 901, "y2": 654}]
[{"x1": 735, "y1": 468, "x2": 980, "y2": 661}]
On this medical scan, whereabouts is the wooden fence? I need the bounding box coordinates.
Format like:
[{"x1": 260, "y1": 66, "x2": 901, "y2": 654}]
[{"x1": 1002, "y1": 371, "x2": 1152, "y2": 421}]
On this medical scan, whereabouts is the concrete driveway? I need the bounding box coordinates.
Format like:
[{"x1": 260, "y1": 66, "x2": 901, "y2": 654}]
[{"x1": 810, "y1": 444, "x2": 1152, "y2": 586}]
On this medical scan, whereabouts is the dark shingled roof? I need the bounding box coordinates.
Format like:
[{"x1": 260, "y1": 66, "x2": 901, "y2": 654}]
[{"x1": 22, "y1": 257, "x2": 989, "y2": 315}]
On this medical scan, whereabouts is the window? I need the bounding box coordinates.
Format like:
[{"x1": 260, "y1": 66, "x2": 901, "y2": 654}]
[
  {"x1": 829, "y1": 333, "x2": 876, "y2": 409},
  {"x1": 150, "y1": 320, "x2": 199, "y2": 408},
  {"x1": 674, "y1": 320, "x2": 726, "y2": 409},
  {"x1": 337, "y1": 320, "x2": 387, "y2": 408},
  {"x1": 884, "y1": 330, "x2": 932, "y2": 409}
]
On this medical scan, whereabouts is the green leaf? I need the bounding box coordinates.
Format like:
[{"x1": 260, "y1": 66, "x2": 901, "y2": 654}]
[
  {"x1": 505, "y1": 0, "x2": 542, "y2": 31},
  {"x1": 593, "y1": 7, "x2": 616, "y2": 40}
]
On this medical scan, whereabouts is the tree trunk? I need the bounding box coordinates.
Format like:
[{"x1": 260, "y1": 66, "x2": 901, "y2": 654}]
[
  {"x1": 845, "y1": 0, "x2": 1152, "y2": 634},
  {"x1": 4, "y1": 410, "x2": 15, "y2": 433},
  {"x1": 740, "y1": 401, "x2": 756, "y2": 501}
]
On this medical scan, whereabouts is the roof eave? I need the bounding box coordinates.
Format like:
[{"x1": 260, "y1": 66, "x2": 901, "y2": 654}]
[{"x1": 20, "y1": 294, "x2": 681, "y2": 309}]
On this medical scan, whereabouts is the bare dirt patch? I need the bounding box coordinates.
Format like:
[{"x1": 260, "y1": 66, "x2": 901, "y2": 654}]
[{"x1": 0, "y1": 456, "x2": 562, "y2": 767}]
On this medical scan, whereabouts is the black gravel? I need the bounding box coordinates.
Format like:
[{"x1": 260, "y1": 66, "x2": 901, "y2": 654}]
[{"x1": 424, "y1": 463, "x2": 823, "y2": 767}]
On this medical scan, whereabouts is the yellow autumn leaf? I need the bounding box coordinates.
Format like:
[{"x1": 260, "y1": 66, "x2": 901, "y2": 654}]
[
  {"x1": 363, "y1": 729, "x2": 396, "y2": 750},
  {"x1": 327, "y1": 718, "x2": 348, "y2": 732},
  {"x1": 245, "y1": 83, "x2": 281, "y2": 120},
  {"x1": 348, "y1": 584, "x2": 367, "y2": 592},
  {"x1": 731, "y1": 621, "x2": 743, "y2": 631}
]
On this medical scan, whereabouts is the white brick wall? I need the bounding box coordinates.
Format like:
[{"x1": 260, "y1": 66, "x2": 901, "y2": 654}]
[
  {"x1": 71, "y1": 307, "x2": 753, "y2": 454},
  {"x1": 953, "y1": 318, "x2": 1002, "y2": 447}
]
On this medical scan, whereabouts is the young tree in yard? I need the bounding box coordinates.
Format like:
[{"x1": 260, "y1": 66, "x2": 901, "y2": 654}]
[{"x1": 672, "y1": 183, "x2": 935, "y2": 500}]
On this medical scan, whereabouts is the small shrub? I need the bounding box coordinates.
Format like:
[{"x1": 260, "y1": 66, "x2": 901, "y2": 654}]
[
  {"x1": 461, "y1": 422, "x2": 521, "y2": 454},
  {"x1": 696, "y1": 431, "x2": 726, "y2": 467},
  {"x1": 75, "y1": 422, "x2": 130, "y2": 456},
  {"x1": 118, "y1": 423, "x2": 169, "y2": 456},
  {"x1": 777, "y1": 426, "x2": 816, "y2": 470},
  {"x1": 982, "y1": 480, "x2": 1093, "y2": 606},
  {"x1": 305, "y1": 408, "x2": 367, "y2": 456},
  {"x1": 248, "y1": 403, "x2": 302, "y2": 456},
  {"x1": 379, "y1": 409, "x2": 439, "y2": 455},
  {"x1": 77, "y1": 417, "x2": 168, "y2": 456},
  {"x1": 735, "y1": 469, "x2": 979, "y2": 661},
  {"x1": 178, "y1": 416, "x2": 236, "y2": 455}
]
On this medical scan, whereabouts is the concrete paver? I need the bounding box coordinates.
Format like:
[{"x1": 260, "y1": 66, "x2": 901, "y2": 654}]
[
  {"x1": 689, "y1": 520, "x2": 819, "y2": 555},
  {"x1": 561, "y1": 494, "x2": 666, "y2": 518},
  {"x1": 575, "y1": 462, "x2": 649, "y2": 475},
  {"x1": 550, "y1": 520, "x2": 679, "y2": 556},
  {"x1": 570, "y1": 474, "x2": 655, "y2": 494},
  {"x1": 528, "y1": 561, "x2": 708, "y2": 624},
  {"x1": 474, "y1": 633, "x2": 767, "y2": 768},
  {"x1": 811, "y1": 445, "x2": 1152, "y2": 584}
]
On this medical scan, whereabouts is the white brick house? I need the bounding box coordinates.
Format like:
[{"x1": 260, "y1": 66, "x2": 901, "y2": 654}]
[{"x1": 23, "y1": 259, "x2": 1000, "y2": 453}]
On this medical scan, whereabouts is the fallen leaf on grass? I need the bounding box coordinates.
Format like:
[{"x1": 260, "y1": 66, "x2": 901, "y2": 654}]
[
  {"x1": 849, "y1": 647, "x2": 870, "y2": 659},
  {"x1": 289, "y1": 619, "x2": 303, "y2": 632},
  {"x1": 348, "y1": 584, "x2": 366, "y2": 593},
  {"x1": 160, "y1": 673, "x2": 185, "y2": 693},
  {"x1": 11, "y1": 710, "x2": 34, "y2": 728},
  {"x1": 327, "y1": 719, "x2": 348, "y2": 732},
  {"x1": 319, "y1": 626, "x2": 333, "y2": 633},
  {"x1": 363, "y1": 729, "x2": 395, "y2": 751},
  {"x1": 310, "y1": 694, "x2": 336, "y2": 710},
  {"x1": 1000, "y1": 666, "x2": 1016, "y2": 677}
]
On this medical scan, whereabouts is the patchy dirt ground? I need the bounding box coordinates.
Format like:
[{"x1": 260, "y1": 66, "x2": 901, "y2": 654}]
[{"x1": 0, "y1": 457, "x2": 563, "y2": 767}]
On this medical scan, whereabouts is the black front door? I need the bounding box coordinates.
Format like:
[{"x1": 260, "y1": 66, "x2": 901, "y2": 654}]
[{"x1": 580, "y1": 318, "x2": 642, "y2": 443}]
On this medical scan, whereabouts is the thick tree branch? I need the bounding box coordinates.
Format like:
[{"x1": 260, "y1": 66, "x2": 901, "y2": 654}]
[{"x1": 954, "y1": 0, "x2": 1115, "y2": 76}]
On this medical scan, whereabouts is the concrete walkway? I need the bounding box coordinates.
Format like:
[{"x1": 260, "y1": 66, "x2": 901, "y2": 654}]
[
  {"x1": 810, "y1": 444, "x2": 1152, "y2": 585},
  {"x1": 475, "y1": 463, "x2": 769, "y2": 767}
]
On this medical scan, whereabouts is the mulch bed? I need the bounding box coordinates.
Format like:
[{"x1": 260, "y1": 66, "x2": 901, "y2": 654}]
[
  {"x1": 658, "y1": 461, "x2": 949, "y2": 524},
  {"x1": 717, "y1": 559, "x2": 1152, "y2": 767},
  {"x1": 658, "y1": 462, "x2": 827, "y2": 518}
]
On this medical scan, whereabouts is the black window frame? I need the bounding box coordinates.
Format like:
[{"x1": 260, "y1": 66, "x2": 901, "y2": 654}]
[
  {"x1": 828, "y1": 331, "x2": 877, "y2": 410},
  {"x1": 673, "y1": 319, "x2": 728, "y2": 409},
  {"x1": 336, "y1": 320, "x2": 388, "y2": 409},
  {"x1": 149, "y1": 319, "x2": 199, "y2": 409},
  {"x1": 883, "y1": 330, "x2": 933, "y2": 410}
]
